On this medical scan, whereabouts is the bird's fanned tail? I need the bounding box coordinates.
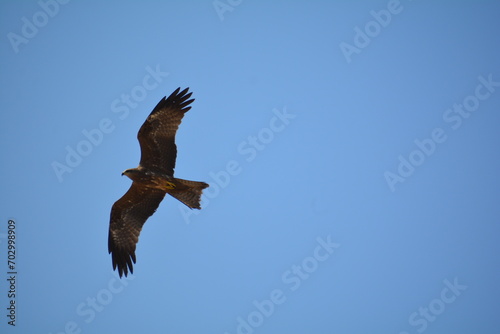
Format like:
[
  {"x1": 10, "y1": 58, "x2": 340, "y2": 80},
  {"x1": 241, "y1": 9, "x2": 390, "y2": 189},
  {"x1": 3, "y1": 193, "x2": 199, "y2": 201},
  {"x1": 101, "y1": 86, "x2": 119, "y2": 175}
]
[{"x1": 169, "y1": 178, "x2": 208, "y2": 209}]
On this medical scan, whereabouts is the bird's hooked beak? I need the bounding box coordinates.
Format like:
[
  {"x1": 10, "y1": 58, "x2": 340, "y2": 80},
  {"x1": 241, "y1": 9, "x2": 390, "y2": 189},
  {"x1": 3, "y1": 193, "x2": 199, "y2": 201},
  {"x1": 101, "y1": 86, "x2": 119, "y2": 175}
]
[{"x1": 122, "y1": 169, "x2": 136, "y2": 178}]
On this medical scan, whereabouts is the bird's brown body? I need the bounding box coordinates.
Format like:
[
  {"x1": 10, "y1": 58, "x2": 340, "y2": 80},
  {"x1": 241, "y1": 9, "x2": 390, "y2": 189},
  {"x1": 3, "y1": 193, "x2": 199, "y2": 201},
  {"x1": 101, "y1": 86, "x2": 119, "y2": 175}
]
[{"x1": 122, "y1": 167, "x2": 177, "y2": 191}]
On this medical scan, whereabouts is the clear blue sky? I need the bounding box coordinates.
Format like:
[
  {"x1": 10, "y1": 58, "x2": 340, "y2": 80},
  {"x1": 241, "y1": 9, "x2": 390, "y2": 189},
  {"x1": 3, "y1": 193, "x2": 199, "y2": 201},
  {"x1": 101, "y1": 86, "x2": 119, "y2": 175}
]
[{"x1": 1, "y1": 1, "x2": 499, "y2": 333}]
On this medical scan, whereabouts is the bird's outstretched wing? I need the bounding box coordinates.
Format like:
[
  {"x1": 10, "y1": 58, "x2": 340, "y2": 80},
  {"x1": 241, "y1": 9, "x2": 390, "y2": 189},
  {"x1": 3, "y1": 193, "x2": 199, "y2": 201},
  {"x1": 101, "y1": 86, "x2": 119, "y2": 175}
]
[
  {"x1": 137, "y1": 87, "x2": 194, "y2": 176},
  {"x1": 108, "y1": 183, "x2": 166, "y2": 277}
]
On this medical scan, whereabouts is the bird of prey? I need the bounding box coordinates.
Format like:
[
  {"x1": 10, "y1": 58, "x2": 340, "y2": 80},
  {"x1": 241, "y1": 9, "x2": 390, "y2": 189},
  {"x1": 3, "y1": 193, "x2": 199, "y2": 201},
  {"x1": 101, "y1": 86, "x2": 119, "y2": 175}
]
[{"x1": 108, "y1": 87, "x2": 208, "y2": 278}]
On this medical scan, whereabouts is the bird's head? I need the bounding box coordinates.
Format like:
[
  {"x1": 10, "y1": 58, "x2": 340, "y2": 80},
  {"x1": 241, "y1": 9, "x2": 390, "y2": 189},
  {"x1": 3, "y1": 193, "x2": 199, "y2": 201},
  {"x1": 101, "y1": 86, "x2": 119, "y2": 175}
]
[{"x1": 122, "y1": 168, "x2": 141, "y2": 180}]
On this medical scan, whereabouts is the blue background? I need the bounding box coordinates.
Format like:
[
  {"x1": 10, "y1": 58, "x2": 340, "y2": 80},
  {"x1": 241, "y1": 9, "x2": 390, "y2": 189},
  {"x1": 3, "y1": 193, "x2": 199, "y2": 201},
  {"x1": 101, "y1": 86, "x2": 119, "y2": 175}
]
[{"x1": 1, "y1": 1, "x2": 500, "y2": 333}]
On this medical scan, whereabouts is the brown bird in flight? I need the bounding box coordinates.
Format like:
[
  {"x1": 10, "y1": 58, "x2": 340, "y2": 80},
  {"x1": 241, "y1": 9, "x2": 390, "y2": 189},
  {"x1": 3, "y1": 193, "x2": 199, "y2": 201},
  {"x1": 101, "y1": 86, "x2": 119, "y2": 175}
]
[{"x1": 108, "y1": 87, "x2": 208, "y2": 278}]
